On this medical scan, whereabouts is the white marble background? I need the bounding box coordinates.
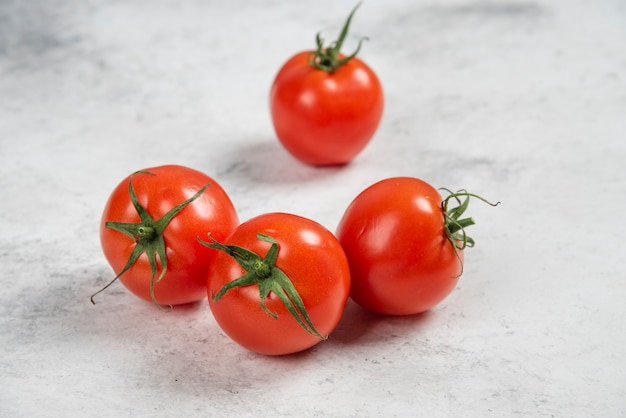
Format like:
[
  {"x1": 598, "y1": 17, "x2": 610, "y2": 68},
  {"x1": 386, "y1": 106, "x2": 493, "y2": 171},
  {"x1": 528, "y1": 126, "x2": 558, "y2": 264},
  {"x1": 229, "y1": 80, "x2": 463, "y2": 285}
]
[{"x1": 1, "y1": 0, "x2": 625, "y2": 416}]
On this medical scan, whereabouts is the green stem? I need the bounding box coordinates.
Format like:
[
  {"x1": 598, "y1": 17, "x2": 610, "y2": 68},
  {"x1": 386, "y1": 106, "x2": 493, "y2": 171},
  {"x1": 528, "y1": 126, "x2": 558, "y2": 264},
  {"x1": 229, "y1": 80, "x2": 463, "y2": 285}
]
[
  {"x1": 137, "y1": 226, "x2": 156, "y2": 239},
  {"x1": 199, "y1": 233, "x2": 327, "y2": 340},
  {"x1": 446, "y1": 217, "x2": 476, "y2": 235},
  {"x1": 440, "y1": 189, "x2": 500, "y2": 277},
  {"x1": 308, "y1": 3, "x2": 367, "y2": 73}
]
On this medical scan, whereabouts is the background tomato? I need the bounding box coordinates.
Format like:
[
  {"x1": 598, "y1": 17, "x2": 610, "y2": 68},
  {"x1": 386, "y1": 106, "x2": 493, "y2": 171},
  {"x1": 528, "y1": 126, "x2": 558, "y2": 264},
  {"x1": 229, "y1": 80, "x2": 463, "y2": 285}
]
[
  {"x1": 336, "y1": 177, "x2": 467, "y2": 315},
  {"x1": 205, "y1": 212, "x2": 351, "y2": 355},
  {"x1": 98, "y1": 165, "x2": 239, "y2": 306},
  {"x1": 269, "y1": 6, "x2": 384, "y2": 166}
]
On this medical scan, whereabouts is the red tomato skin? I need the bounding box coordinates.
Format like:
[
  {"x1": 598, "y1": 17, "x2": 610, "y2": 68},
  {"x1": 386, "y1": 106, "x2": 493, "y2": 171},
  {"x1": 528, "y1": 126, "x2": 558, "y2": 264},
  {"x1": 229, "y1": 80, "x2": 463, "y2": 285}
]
[
  {"x1": 100, "y1": 165, "x2": 239, "y2": 306},
  {"x1": 270, "y1": 51, "x2": 384, "y2": 166},
  {"x1": 207, "y1": 213, "x2": 351, "y2": 355},
  {"x1": 336, "y1": 177, "x2": 462, "y2": 315}
]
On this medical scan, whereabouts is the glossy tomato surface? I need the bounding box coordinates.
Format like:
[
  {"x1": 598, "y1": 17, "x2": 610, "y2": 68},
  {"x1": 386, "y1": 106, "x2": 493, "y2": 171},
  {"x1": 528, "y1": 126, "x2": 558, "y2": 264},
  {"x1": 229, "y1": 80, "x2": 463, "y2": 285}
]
[
  {"x1": 336, "y1": 177, "x2": 462, "y2": 315},
  {"x1": 207, "y1": 212, "x2": 351, "y2": 355},
  {"x1": 100, "y1": 165, "x2": 239, "y2": 306},
  {"x1": 270, "y1": 51, "x2": 384, "y2": 166}
]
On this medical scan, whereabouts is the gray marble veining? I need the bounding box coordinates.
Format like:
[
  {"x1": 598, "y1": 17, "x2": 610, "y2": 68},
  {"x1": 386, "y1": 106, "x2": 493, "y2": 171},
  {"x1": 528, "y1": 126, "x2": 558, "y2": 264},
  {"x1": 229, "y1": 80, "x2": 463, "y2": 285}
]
[{"x1": 1, "y1": 0, "x2": 625, "y2": 416}]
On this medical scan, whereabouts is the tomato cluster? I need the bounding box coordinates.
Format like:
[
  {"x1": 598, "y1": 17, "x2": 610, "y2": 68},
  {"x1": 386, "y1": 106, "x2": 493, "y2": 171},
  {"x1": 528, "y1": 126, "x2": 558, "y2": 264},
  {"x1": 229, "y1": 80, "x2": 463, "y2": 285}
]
[{"x1": 92, "y1": 5, "x2": 497, "y2": 356}]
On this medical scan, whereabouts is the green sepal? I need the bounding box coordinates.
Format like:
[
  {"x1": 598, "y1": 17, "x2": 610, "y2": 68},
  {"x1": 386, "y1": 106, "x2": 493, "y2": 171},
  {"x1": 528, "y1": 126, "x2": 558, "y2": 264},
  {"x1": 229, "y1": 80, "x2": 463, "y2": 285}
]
[
  {"x1": 199, "y1": 233, "x2": 327, "y2": 340},
  {"x1": 91, "y1": 171, "x2": 210, "y2": 310},
  {"x1": 308, "y1": 2, "x2": 368, "y2": 73},
  {"x1": 439, "y1": 188, "x2": 500, "y2": 277}
]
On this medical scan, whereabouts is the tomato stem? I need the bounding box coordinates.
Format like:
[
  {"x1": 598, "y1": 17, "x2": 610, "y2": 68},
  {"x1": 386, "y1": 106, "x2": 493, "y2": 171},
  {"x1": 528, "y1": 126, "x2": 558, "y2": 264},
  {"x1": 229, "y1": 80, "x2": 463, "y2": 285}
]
[
  {"x1": 199, "y1": 233, "x2": 327, "y2": 340},
  {"x1": 308, "y1": 2, "x2": 368, "y2": 73},
  {"x1": 253, "y1": 260, "x2": 272, "y2": 279},
  {"x1": 440, "y1": 189, "x2": 500, "y2": 276},
  {"x1": 446, "y1": 217, "x2": 476, "y2": 235},
  {"x1": 137, "y1": 226, "x2": 156, "y2": 239},
  {"x1": 91, "y1": 171, "x2": 210, "y2": 310}
]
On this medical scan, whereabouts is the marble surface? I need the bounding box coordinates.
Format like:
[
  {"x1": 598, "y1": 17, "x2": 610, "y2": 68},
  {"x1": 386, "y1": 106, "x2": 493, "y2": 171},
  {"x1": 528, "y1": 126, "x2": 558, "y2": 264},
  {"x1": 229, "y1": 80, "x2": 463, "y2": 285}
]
[{"x1": 1, "y1": 0, "x2": 625, "y2": 416}]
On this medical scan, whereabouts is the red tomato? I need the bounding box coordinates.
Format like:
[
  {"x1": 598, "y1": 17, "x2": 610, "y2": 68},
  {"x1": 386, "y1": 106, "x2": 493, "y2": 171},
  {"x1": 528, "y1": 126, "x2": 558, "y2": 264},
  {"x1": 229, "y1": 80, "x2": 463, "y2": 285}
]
[
  {"x1": 336, "y1": 177, "x2": 495, "y2": 315},
  {"x1": 202, "y1": 213, "x2": 351, "y2": 355},
  {"x1": 269, "y1": 5, "x2": 384, "y2": 166},
  {"x1": 96, "y1": 165, "x2": 239, "y2": 307}
]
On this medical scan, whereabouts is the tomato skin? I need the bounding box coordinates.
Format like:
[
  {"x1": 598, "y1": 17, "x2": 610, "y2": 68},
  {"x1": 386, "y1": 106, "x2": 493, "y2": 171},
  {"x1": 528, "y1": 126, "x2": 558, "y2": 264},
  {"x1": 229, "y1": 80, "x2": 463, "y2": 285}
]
[
  {"x1": 270, "y1": 51, "x2": 384, "y2": 166},
  {"x1": 100, "y1": 165, "x2": 239, "y2": 306},
  {"x1": 336, "y1": 177, "x2": 462, "y2": 315},
  {"x1": 207, "y1": 213, "x2": 351, "y2": 355}
]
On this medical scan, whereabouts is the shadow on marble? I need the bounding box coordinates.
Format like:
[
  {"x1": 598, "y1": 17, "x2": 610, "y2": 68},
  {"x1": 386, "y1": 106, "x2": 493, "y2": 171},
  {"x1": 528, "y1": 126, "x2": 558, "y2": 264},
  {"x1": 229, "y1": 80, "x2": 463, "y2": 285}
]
[
  {"x1": 328, "y1": 299, "x2": 433, "y2": 348},
  {"x1": 211, "y1": 138, "x2": 345, "y2": 185},
  {"x1": 7, "y1": 258, "x2": 440, "y2": 403}
]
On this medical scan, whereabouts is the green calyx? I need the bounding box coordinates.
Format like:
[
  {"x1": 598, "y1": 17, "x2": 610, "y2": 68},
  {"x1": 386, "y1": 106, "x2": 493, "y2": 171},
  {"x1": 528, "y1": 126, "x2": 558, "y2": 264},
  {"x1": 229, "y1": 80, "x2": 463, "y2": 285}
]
[
  {"x1": 199, "y1": 233, "x2": 327, "y2": 340},
  {"x1": 440, "y1": 189, "x2": 500, "y2": 276},
  {"x1": 91, "y1": 171, "x2": 210, "y2": 310},
  {"x1": 308, "y1": 2, "x2": 368, "y2": 73}
]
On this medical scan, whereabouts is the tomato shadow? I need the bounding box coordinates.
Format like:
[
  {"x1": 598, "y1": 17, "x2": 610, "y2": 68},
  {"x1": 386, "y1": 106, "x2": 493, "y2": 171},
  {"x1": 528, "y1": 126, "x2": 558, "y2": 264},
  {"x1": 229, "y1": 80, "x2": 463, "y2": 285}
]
[
  {"x1": 328, "y1": 299, "x2": 435, "y2": 347},
  {"x1": 11, "y1": 260, "x2": 324, "y2": 416},
  {"x1": 210, "y1": 138, "x2": 347, "y2": 185}
]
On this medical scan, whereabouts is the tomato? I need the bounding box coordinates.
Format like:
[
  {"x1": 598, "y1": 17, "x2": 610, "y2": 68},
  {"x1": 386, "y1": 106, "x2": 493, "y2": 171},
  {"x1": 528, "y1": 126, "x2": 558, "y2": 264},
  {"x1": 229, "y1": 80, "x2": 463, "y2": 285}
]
[
  {"x1": 269, "y1": 5, "x2": 384, "y2": 166},
  {"x1": 201, "y1": 213, "x2": 351, "y2": 355},
  {"x1": 336, "y1": 177, "x2": 496, "y2": 315},
  {"x1": 95, "y1": 165, "x2": 239, "y2": 307}
]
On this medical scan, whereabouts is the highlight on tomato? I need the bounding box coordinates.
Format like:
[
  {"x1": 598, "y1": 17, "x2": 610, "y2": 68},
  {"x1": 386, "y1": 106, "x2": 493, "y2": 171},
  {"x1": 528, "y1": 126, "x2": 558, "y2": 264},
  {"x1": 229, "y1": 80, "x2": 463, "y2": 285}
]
[
  {"x1": 336, "y1": 177, "x2": 498, "y2": 316},
  {"x1": 93, "y1": 165, "x2": 239, "y2": 309},
  {"x1": 270, "y1": 3, "x2": 384, "y2": 166},
  {"x1": 199, "y1": 212, "x2": 351, "y2": 355}
]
